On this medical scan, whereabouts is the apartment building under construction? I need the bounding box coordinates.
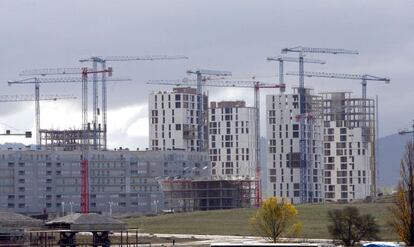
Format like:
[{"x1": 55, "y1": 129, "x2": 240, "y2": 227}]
[
  {"x1": 321, "y1": 92, "x2": 376, "y2": 201},
  {"x1": 266, "y1": 88, "x2": 324, "y2": 204}
]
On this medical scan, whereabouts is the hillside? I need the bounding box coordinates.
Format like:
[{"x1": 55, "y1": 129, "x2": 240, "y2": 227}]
[{"x1": 377, "y1": 133, "x2": 412, "y2": 187}]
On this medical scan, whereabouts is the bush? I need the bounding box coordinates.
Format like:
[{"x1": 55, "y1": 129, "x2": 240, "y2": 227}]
[{"x1": 327, "y1": 206, "x2": 380, "y2": 246}]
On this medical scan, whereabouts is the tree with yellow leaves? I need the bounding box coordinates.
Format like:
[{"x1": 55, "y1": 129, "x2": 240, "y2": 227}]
[
  {"x1": 250, "y1": 197, "x2": 302, "y2": 243},
  {"x1": 391, "y1": 142, "x2": 414, "y2": 246}
]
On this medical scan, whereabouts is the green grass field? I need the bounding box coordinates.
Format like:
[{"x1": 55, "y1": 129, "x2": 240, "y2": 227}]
[{"x1": 124, "y1": 201, "x2": 397, "y2": 240}]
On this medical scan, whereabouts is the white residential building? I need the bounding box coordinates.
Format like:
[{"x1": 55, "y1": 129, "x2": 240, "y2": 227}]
[
  {"x1": 149, "y1": 87, "x2": 208, "y2": 152},
  {"x1": 208, "y1": 101, "x2": 257, "y2": 179},
  {"x1": 321, "y1": 92, "x2": 375, "y2": 202},
  {"x1": 266, "y1": 88, "x2": 324, "y2": 204}
]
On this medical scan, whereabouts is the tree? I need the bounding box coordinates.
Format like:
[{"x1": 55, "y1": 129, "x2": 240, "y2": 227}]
[
  {"x1": 391, "y1": 142, "x2": 414, "y2": 246},
  {"x1": 327, "y1": 206, "x2": 380, "y2": 246},
  {"x1": 250, "y1": 197, "x2": 302, "y2": 242}
]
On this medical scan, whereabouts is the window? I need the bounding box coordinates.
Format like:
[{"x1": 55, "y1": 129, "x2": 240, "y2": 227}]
[{"x1": 175, "y1": 124, "x2": 181, "y2": 130}]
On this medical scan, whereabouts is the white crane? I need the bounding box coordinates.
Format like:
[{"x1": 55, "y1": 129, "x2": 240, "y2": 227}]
[
  {"x1": 266, "y1": 56, "x2": 325, "y2": 93},
  {"x1": 15, "y1": 67, "x2": 130, "y2": 150},
  {"x1": 79, "y1": 55, "x2": 188, "y2": 150},
  {"x1": 286, "y1": 71, "x2": 390, "y2": 99},
  {"x1": 0, "y1": 94, "x2": 76, "y2": 142}
]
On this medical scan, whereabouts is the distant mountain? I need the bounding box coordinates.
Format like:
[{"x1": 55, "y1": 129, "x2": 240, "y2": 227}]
[{"x1": 378, "y1": 133, "x2": 412, "y2": 188}]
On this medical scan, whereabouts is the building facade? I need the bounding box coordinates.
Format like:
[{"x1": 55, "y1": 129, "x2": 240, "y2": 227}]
[
  {"x1": 208, "y1": 101, "x2": 257, "y2": 179},
  {"x1": 149, "y1": 87, "x2": 208, "y2": 152},
  {"x1": 321, "y1": 92, "x2": 375, "y2": 202},
  {"x1": 0, "y1": 148, "x2": 208, "y2": 214},
  {"x1": 266, "y1": 88, "x2": 324, "y2": 204}
]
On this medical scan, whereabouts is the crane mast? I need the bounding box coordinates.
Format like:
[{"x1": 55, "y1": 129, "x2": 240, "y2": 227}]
[
  {"x1": 281, "y1": 46, "x2": 358, "y2": 203},
  {"x1": 79, "y1": 67, "x2": 113, "y2": 213},
  {"x1": 186, "y1": 70, "x2": 232, "y2": 152},
  {"x1": 79, "y1": 55, "x2": 188, "y2": 150}
]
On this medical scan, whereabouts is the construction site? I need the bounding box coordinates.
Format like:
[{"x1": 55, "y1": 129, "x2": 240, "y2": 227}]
[
  {"x1": 160, "y1": 179, "x2": 255, "y2": 212},
  {"x1": 0, "y1": 45, "x2": 393, "y2": 247}
]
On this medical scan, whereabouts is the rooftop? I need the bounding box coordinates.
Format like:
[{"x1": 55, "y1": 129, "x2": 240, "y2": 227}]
[{"x1": 46, "y1": 213, "x2": 126, "y2": 231}]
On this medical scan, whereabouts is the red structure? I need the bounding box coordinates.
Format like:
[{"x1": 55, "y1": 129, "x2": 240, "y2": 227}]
[
  {"x1": 80, "y1": 160, "x2": 89, "y2": 213},
  {"x1": 80, "y1": 67, "x2": 112, "y2": 214}
]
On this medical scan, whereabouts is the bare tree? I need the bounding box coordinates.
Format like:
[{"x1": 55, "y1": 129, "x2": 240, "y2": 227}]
[{"x1": 391, "y1": 141, "x2": 414, "y2": 246}]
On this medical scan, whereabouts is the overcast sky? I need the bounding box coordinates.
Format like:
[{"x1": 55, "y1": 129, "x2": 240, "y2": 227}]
[{"x1": 0, "y1": 0, "x2": 412, "y2": 149}]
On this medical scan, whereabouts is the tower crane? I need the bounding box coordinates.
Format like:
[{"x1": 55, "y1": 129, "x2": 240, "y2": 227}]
[
  {"x1": 281, "y1": 46, "x2": 359, "y2": 203},
  {"x1": 13, "y1": 68, "x2": 116, "y2": 214},
  {"x1": 78, "y1": 55, "x2": 188, "y2": 150},
  {"x1": 16, "y1": 68, "x2": 130, "y2": 150},
  {"x1": 0, "y1": 94, "x2": 75, "y2": 140},
  {"x1": 8, "y1": 75, "x2": 129, "y2": 147},
  {"x1": 147, "y1": 79, "x2": 285, "y2": 207},
  {"x1": 285, "y1": 71, "x2": 390, "y2": 99},
  {"x1": 186, "y1": 70, "x2": 232, "y2": 152},
  {"x1": 266, "y1": 56, "x2": 325, "y2": 93}
]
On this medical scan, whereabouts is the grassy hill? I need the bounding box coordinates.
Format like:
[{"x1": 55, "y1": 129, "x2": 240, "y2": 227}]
[{"x1": 124, "y1": 201, "x2": 397, "y2": 240}]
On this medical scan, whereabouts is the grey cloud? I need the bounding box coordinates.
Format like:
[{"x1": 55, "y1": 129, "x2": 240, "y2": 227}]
[{"x1": 0, "y1": 0, "x2": 412, "y2": 148}]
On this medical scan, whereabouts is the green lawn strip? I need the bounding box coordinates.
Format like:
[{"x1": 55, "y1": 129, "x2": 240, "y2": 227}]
[{"x1": 125, "y1": 202, "x2": 398, "y2": 240}]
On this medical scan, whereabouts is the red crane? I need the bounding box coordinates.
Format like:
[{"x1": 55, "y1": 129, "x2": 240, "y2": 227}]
[{"x1": 80, "y1": 67, "x2": 113, "y2": 213}]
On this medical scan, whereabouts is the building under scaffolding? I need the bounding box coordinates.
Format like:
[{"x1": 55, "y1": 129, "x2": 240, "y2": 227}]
[
  {"x1": 160, "y1": 179, "x2": 255, "y2": 212},
  {"x1": 321, "y1": 92, "x2": 376, "y2": 201},
  {"x1": 39, "y1": 124, "x2": 105, "y2": 151}
]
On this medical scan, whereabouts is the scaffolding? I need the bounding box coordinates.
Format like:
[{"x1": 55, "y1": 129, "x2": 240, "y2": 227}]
[
  {"x1": 160, "y1": 179, "x2": 255, "y2": 212},
  {"x1": 39, "y1": 124, "x2": 105, "y2": 151},
  {"x1": 292, "y1": 87, "x2": 324, "y2": 203},
  {"x1": 320, "y1": 92, "x2": 375, "y2": 142}
]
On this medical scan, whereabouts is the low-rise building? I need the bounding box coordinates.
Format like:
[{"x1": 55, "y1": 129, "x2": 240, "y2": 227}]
[{"x1": 0, "y1": 148, "x2": 208, "y2": 214}]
